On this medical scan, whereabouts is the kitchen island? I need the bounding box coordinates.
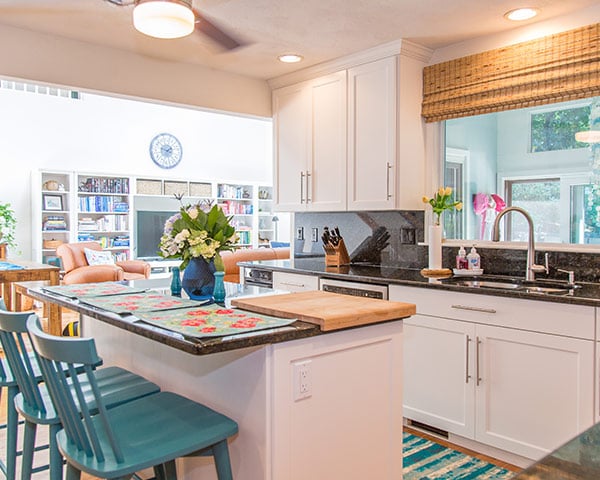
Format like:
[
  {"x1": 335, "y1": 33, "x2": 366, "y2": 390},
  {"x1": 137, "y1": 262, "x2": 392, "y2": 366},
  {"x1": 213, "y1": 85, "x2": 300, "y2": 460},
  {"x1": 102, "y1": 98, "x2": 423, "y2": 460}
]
[{"x1": 28, "y1": 280, "x2": 415, "y2": 480}]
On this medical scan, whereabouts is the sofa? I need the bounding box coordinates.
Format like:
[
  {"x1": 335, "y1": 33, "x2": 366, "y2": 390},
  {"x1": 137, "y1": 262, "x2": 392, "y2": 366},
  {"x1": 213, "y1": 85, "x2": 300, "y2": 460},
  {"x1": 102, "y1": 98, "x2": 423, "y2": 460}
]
[
  {"x1": 221, "y1": 247, "x2": 290, "y2": 283},
  {"x1": 57, "y1": 241, "x2": 151, "y2": 284}
]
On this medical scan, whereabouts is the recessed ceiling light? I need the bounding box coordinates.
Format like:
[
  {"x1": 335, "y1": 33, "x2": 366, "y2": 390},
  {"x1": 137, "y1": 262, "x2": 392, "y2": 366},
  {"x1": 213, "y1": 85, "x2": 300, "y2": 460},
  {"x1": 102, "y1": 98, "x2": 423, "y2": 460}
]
[
  {"x1": 504, "y1": 7, "x2": 539, "y2": 21},
  {"x1": 278, "y1": 54, "x2": 303, "y2": 63}
]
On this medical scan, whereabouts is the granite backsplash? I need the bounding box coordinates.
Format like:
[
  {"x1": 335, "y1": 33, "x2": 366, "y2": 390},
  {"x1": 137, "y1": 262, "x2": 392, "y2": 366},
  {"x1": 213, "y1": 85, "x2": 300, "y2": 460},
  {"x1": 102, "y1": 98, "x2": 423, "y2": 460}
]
[{"x1": 294, "y1": 211, "x2": 600, "y2": 283}]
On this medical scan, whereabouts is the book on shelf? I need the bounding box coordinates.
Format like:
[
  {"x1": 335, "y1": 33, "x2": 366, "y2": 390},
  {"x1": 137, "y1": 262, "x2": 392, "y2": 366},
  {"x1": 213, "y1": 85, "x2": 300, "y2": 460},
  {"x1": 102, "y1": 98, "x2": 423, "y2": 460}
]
[{"x1": 79, "y1": 177, "x2": 129, "y2": 194}]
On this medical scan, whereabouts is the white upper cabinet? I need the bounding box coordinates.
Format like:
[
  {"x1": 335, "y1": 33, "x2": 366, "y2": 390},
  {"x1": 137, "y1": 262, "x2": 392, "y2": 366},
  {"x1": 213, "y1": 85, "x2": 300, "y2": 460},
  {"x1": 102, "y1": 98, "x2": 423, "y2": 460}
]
[
  {"x1": 273, "y1": 72, "x2": 347, "y2": 211},
  {"x1": 347, "y1": 56, "x2": 397, "y2": 210},
  {"x1": 272, "y1": 43, "x2": 429, "y2": 212}
]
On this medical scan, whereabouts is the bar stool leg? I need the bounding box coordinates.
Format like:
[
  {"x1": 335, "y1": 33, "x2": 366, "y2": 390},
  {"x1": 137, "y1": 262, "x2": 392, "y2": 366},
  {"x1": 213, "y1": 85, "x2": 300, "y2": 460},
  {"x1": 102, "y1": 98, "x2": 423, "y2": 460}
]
[
  {"x1": 49, "y1": 423, "x2": 63, "y2": 480},
  {"x1": 20, "y1": 420, "x2": 37, "y2": 480},
  {"x1": 212, "y1": 440, "x2": 234, "y2": 480},
  {"x1": 5, "y1": 385, "x2": 18, "y2": 480}
]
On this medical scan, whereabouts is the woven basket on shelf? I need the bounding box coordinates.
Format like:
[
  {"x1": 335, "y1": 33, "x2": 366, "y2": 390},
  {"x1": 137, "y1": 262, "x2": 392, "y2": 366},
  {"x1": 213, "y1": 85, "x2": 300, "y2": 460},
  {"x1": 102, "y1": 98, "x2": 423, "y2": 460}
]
[{"x1": 43, "y1": 239, "x2": 63, "y2": 249}]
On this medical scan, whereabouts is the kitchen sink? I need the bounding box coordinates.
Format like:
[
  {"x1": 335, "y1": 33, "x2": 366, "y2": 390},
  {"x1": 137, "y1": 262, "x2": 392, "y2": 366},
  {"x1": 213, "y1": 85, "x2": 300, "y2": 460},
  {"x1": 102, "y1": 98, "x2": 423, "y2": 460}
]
[{"x1": 441, "y1": 276, "x2": 575, "y2": 296}]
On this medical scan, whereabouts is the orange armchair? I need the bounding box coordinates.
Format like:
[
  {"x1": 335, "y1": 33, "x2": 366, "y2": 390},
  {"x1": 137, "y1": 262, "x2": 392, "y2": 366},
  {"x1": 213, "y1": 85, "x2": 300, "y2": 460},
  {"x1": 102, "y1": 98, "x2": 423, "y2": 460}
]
[{"x1": 56, "y1": 242, "x2": 151, "y2": 285}]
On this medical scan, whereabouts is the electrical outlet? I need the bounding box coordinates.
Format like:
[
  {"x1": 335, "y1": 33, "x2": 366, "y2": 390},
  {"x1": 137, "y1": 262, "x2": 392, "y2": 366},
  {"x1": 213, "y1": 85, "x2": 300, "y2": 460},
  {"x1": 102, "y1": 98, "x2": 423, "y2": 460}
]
[
  {"x1": 296, "y1": 226, "x2": 304, "y2": 240},
  {"x1": 311, "y1": 227, "x2": 319, "y2": 242},
  {"x1": 293, "y1": 360, "x2": 312, "y2": 401},
  {"x1": 400, "y1": 227, "x2": 416, "y2": 245}
]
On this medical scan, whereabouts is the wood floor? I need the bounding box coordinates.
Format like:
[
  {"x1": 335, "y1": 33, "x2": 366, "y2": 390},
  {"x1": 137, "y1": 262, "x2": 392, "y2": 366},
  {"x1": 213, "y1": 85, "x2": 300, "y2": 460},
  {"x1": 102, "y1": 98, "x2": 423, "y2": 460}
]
[{"x1": 1, "y1": 306, "x2": 521, "y2": 479}]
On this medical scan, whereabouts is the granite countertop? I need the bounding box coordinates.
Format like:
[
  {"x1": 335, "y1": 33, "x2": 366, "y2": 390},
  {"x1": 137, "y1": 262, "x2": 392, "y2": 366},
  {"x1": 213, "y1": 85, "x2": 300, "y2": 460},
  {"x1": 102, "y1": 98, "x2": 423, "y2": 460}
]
[
  {"x1": 240, "y1": 258, "x2": 600, "y2": 307},
  {"x1": 512, "y1": 422, "x2": 600, "y2": 479},
  {"x1": 26, "y1": 280, "x2": 321, "y2": 356}
]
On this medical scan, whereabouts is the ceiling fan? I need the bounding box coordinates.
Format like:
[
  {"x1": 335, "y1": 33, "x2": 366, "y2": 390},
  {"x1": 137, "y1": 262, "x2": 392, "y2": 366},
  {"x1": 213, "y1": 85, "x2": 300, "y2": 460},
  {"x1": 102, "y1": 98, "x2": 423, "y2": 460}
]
[{"x1": 104, "y1": 0, "x2": 244, "y2": 50}]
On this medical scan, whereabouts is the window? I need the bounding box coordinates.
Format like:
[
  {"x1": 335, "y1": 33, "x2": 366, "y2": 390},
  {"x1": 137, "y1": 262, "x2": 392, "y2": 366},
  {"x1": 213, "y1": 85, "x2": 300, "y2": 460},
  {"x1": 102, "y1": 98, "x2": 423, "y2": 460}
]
[
  {"x1": 530, "y1": 105, "x2": 590, "y2": 152},
  {"x1": 571, "y1": 184, "x2": 600, "y2": 244},
  {"x1": 444, "y1": 95, "x2": 599, "y2": 245},
  {"x1": 505, "y1": 179, "x2": 560, "y2": 242}
]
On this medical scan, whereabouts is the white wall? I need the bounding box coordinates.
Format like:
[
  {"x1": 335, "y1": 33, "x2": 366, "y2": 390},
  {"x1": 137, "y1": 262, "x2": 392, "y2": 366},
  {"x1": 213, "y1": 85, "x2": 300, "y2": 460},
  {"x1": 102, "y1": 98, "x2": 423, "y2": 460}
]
[
  {"x1": 0, "y1": 24, "x2": 271, "y2": 118},
  {"x1": 0, "y1": 87, "x2": 273, "y2": 259}
]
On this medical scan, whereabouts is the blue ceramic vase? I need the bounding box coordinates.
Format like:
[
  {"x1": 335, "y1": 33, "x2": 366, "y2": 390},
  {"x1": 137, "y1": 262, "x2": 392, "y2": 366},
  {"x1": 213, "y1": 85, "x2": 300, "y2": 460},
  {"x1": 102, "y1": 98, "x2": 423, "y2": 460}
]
[{"x1": 182, "y1": 257, "x2": 216, "y2": 301}]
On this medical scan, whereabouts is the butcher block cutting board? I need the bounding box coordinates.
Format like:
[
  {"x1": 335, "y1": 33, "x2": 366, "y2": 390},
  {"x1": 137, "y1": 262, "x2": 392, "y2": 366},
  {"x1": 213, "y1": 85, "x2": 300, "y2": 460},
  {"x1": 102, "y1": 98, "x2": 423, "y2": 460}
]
[{"x1": 230, "y1": 290, "x2": 416, "y2": 331}]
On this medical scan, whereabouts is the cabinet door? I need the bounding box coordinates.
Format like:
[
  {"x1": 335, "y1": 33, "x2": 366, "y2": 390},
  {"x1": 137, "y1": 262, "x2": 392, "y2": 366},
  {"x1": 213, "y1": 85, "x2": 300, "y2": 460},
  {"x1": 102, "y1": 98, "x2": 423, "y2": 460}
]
[
  {"x1": 347, "y1": 57, "x2": 397, "y2": 210},
  {"x1": 273, "y1": 83, "x2": 309, "y2": 211},
  {"x1": 475, "y1": 324, "x2": 594, "y2": 460},
  {"x1": 306, "y1": 72, "x2": 347, "y2": 211},
  {"x1": 273, "y1": 271, "x2": 319, "y2": 292},
  {"x1": 404, "y1": 315, "x2": 476, "y2": 438}
]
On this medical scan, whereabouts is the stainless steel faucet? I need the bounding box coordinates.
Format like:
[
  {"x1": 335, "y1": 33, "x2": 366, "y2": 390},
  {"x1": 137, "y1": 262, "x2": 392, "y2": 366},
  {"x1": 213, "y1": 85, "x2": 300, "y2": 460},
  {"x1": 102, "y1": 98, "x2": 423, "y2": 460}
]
[{"x1": 491, "y1": 206, "x2": 546, "y2": 281}]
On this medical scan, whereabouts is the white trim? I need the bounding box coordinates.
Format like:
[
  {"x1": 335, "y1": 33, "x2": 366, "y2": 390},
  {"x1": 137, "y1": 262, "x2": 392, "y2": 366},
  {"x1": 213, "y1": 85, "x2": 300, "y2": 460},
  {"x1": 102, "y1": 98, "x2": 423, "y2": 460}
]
[{"x1": 268, "y1": 39, "x2": 433, "y2": 90}]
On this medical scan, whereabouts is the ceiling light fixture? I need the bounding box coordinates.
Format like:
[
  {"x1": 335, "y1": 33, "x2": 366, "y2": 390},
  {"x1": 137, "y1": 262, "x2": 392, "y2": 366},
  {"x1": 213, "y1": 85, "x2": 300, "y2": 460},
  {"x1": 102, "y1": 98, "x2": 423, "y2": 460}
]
[
  {"x1": 278, "y1": 54, "x2": 303, "y2": 64},
  {"x1": 504, "y1": 7, "x2": 539, "y2": 21},
  {"x1": 133, "y1": 0, "x2": 195, "y2": 39}
]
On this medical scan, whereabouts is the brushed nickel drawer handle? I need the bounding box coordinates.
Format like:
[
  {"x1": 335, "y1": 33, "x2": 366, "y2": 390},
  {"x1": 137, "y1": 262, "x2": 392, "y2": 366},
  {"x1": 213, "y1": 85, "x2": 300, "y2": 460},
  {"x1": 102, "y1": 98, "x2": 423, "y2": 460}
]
[
  {"x1": 280, "y1": 282, "x2": 306, "y2": 288},
  {"x1": 476, "y1": 337, "x2": 482, "y2": 386},
  {"x1": 451, "y1": 304, "x2": 497, "y2": 314},
  {"x1": 465, "y1": 335, "x2": 472, "y2": 384},
  {"x1": 300, "y1": 172, "x2": 305, "y2": 203}
]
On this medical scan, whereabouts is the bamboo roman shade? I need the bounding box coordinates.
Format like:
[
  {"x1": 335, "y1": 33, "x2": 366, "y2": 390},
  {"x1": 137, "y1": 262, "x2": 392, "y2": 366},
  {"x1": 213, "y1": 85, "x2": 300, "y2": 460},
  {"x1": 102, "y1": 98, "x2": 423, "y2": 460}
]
[{"x1": 422, "y1": 23, "x2": 600, "y2": 123}]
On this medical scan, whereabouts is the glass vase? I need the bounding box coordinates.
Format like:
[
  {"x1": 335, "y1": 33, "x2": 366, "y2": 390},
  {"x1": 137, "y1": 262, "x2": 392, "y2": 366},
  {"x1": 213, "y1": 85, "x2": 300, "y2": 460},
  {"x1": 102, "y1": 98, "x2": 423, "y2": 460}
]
[
  {"x1": 428, "y1": 224, "x2": 443, "y2": 269},
  {"x1": 212, "y1": 271, "x2": 226, "y2": 304}
]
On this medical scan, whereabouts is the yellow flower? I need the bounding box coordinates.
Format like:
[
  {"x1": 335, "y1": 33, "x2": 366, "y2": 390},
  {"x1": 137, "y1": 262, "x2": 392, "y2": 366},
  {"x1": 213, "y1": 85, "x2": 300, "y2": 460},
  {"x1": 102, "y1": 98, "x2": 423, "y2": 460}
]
[
  {"x1": 456, "y1": 202, "x2": 463, "y2": 211},
  {"x1": 422, "y1": 196, "x2": 430, "y2": 204},
  {"x1": 444, "y1": 186, "x2": 453, "y2": 196},
  {"x1": 438, "y1": 187, "x2": 445, "y2": 196}
]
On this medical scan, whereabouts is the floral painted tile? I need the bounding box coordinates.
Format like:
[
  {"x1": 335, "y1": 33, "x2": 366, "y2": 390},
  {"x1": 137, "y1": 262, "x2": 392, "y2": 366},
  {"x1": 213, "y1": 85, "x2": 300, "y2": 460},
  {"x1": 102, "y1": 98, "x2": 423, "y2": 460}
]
[{"x1": 135, "y1": 304, "x2": 297, "y2": 338}]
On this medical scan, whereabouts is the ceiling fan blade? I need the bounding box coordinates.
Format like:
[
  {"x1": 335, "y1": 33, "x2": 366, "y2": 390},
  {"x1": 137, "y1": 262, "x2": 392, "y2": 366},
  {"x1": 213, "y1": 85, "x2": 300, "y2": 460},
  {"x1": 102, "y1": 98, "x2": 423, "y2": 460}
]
[{"x1": 192, "y1": 8, "x2": 244, "y2": 51}]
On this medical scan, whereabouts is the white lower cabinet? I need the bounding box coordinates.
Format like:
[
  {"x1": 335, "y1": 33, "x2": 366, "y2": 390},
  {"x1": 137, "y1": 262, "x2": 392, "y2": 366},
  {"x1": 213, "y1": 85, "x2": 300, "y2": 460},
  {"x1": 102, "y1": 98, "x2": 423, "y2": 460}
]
[
  {"x1": 272, "y1": 271, "x2": 319, "y2": 292},
  {"x1": 392, "y1": 284, "x2": 595, "y2": 461}
]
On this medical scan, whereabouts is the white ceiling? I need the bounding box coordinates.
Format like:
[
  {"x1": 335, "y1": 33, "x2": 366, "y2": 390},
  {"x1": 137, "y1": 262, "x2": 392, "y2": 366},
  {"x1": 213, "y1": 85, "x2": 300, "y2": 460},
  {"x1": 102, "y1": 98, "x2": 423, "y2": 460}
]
[{"x1": 0, "y1": 0, "x2": 597, "y2": 80}]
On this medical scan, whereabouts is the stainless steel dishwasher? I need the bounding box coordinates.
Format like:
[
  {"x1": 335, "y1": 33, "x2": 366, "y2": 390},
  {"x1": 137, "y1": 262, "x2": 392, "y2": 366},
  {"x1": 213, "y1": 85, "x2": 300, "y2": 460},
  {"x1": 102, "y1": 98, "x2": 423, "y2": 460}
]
[{"x1": 319, "y1": 278, "x2": 388, "y2": 300}]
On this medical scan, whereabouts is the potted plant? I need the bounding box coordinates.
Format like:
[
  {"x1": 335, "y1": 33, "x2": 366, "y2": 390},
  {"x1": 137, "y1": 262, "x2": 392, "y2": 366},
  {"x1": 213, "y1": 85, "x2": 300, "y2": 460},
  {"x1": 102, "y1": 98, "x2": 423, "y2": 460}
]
[
  {"x1": 159, "y1": 202, "x2": 236, "y2": 300},
  {"x1": 0, "y1": 202, "x2": 17, "y2": 249}
]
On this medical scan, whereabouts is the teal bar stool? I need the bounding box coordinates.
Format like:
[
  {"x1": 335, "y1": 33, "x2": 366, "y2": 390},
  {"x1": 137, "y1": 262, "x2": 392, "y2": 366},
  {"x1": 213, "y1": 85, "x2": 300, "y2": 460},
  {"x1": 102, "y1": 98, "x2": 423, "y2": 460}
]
[
  {"x1": 27, "y1": 316, "x2": 239, "y2": 480},
  {"x1": 0, "y1": 298, "x2": 20, "y2": 480},
  {"x1": 0, "y1": 311, "x2": 161, "y2": 480}
]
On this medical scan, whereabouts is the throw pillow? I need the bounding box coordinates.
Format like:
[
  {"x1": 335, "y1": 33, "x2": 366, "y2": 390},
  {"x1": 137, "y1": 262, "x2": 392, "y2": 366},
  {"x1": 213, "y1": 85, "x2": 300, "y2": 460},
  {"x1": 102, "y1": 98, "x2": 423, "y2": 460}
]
[{"x1": 84, "y1": 248, "x2": 115, "y2": 266}]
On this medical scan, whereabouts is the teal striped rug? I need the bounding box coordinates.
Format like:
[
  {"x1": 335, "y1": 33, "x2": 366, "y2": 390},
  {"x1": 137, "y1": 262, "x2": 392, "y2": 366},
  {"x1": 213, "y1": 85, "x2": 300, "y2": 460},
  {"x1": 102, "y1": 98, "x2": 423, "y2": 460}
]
[{"x1": 403, "y1": 433, "x2": 515, "y2": 479}]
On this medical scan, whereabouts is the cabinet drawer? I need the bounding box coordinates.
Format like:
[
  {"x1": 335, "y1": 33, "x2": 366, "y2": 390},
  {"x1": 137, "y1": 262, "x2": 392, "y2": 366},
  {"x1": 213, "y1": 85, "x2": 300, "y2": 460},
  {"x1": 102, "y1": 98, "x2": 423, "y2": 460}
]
[
  {"x1": 390, "y1": 284, "x2": 595, "y2": 340},
  {"x1": 273, "y1": 271, "x2": 319, "y2": 292}
]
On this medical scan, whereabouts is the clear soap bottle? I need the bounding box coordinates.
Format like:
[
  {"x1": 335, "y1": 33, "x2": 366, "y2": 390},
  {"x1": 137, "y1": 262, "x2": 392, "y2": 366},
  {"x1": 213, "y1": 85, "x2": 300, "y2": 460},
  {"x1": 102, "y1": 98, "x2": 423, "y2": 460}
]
[
  {"x1": 467, "y1": 246, "x2": 481, "y2": 270},
  {"x1": 456, "y1": 246, "x2": 468, "y2": 270}
]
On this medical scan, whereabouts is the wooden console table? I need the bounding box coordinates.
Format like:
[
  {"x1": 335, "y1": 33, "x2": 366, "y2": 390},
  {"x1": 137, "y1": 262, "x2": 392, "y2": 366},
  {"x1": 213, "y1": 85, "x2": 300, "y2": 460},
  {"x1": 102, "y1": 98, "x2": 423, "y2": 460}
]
[{"x1": 0, "y1": 260, "x2": 61, "y2": 335}]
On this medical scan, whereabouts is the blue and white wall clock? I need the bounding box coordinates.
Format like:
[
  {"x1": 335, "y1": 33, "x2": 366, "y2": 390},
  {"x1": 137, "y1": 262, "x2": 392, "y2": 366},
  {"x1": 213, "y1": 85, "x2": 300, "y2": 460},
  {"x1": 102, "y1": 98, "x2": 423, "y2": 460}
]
[{"x1": 149, "y1": 133, "x2": 182, "y2": 169}]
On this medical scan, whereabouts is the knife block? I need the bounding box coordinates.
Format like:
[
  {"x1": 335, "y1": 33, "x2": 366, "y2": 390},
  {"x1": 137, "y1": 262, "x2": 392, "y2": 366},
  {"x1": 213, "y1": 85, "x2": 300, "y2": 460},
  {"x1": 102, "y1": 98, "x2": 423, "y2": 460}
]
[{"x1": 324, "y1": 239, "x2": 350, "y2": 266}]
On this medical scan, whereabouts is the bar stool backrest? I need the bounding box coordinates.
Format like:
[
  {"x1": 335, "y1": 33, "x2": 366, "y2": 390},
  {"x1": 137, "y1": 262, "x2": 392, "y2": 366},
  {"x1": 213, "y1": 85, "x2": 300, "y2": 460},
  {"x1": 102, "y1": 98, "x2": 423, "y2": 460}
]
[
  {"x1": 0, "y1": 311, "x2": 46, "y2": 414},
  {"x1": 27, "y1": 316, "x2": 124, "y2": 464}
]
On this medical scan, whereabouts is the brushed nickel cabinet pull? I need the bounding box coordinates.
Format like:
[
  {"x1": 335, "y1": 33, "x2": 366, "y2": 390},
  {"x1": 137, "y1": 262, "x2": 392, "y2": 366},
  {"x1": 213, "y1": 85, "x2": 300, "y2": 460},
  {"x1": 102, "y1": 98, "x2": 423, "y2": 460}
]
[
  {"x1": 465, "y1": 335, "x2": 472, "y2": 384},
  {"x1": 451, "y1": 304, "x2": 497, "y2": 314},
  {"x1": 280, "y1": 282, "x2": 305, "y2": 288},
  {"x1": 476, "y1": 337, "x2": 482, "y2": 386},
  {"x1": 386, "y1": 162, "x2": 392, "y2": 199},
  {"x1": 306, "y1": 171, "x2": 312, "y2": 203},
  {"x1": 300, "y1": 171, "x2": 305, "y2": 203}
]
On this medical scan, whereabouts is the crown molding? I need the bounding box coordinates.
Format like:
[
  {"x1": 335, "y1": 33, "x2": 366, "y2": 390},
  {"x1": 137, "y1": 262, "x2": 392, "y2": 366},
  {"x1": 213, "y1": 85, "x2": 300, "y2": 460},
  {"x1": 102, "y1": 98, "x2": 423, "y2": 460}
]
[{"x1": 268, "y1": 39, "x2": 433, "y2": 90}]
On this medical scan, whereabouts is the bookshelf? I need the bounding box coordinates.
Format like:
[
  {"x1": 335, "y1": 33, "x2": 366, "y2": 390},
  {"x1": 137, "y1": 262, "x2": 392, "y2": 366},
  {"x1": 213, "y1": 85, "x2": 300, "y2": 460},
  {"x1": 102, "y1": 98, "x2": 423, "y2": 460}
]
[{"x1": 32, "y1": 171, "x2": 277, "y2": 264}]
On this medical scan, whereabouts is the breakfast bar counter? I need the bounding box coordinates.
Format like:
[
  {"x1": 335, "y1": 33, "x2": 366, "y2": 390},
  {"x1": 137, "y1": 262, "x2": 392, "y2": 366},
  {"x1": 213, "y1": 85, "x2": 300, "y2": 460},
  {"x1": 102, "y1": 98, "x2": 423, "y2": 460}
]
[{"x1": 28, "y1": 279, "x2": 413, "y2": 480}]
